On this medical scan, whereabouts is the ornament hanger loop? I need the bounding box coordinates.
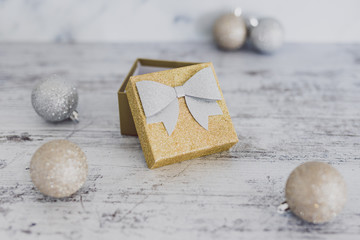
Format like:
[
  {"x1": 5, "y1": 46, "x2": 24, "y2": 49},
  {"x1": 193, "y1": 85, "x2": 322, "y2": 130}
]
[
  {"x1": 234, "y1": 7, "x2": 242, "y2": 17},
  {"x1": 277, "y1": 201, "x2": 290, "y2": 214},
  {"x1": 70, "y1": 110, "x2": 79, "y2": 123}
]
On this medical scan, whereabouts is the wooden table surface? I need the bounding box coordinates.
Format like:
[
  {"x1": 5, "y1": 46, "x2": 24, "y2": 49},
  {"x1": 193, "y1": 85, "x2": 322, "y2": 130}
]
[{"x1": 0, "y1": 43, "x2": 359, "y2": 240}]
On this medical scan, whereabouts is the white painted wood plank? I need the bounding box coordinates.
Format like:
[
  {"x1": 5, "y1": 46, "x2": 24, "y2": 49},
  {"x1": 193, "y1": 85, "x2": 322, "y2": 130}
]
[{"x1": 0, "y1": 43, "x2": 359, "y2": 240}]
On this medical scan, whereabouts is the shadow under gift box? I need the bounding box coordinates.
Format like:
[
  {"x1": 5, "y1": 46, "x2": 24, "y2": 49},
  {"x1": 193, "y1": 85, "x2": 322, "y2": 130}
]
[{"x1": 118, "y1": 59, "x2": 238, "y2": 169}]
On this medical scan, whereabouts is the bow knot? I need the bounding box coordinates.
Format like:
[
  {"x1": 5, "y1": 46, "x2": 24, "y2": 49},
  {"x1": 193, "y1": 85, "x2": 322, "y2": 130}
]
[
  {"x1": 136, "y1": 67, "x2": 223, "y2": 135},
  {"x1": 174, "y1": 86, "x2": 185, "y2": 98}
]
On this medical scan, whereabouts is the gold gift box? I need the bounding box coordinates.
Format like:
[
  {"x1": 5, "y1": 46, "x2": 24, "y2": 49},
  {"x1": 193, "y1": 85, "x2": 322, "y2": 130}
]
[{"x1": 118, "y1": 59, "x2": 238, "y2": 169}]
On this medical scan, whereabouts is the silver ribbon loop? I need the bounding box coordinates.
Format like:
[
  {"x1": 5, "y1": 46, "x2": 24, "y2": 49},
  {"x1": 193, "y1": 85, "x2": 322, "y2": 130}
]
[{"x1": 136, "y1": 67, "x2": 223, "y2": 135}]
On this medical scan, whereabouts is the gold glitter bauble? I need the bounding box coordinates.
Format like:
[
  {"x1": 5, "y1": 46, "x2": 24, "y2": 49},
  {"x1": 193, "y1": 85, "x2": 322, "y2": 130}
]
[
  {"x1": 285, "y1": 162, "x2": 347, "y2": 223},
  {"x1": 213, "y1": 13, "x2": 246, "y2": 50},
  {"x1": 30, "y1": 140, "x2": 88, "y2": 198}
]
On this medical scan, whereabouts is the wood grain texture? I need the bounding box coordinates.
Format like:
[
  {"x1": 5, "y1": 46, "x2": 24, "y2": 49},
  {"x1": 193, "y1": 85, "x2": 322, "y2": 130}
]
[{"x1": 0, "y1": 43, "x2": 359, "y2": 240}]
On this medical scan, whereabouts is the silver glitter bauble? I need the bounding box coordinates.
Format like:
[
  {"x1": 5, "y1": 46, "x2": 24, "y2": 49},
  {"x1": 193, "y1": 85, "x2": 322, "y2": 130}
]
[
  {"x1": 248, "y1": 17, "x2": 284, "y2": 54},
  {"x1": 30, "y1": 140, "x2": 88, "y2": 198},
  {"x1": 31, "y1": 75, "x2": 79, "y2": 122},
  {"x1": 285, "y1": 162, "x2": 347, "y2": 223},
  {"x1": 213, "y1": 11, "x2": 247, "y2": 50}
]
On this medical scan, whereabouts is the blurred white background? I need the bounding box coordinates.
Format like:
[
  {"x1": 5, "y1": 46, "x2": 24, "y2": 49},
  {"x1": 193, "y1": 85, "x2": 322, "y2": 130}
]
[{"x1": 0, "y1": 0, "x2": 359, "y2": 43}]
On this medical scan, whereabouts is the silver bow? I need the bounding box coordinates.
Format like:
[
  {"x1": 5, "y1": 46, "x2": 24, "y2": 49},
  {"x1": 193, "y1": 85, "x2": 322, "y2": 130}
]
[{"x1": 136, "y1": 67, "x2": 223, "y2": 135}]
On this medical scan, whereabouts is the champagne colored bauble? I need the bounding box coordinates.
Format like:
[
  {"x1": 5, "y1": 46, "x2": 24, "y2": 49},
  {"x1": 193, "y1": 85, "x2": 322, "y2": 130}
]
[
  {"x1": 213, "y1": 13, "x2": 247, "y2": 50},
  {"x1": 285, "y1": 162, "x2": 347, "y2": 223},
  {"x1": 31, "y1": 75, "x2": 79, "y2": 122},
  {"x1": 30, "y1": 140, "x2": 88, "y2": 198},
  {"x1": 249, "y1": 17, "x2": 284, "y2": 54}
]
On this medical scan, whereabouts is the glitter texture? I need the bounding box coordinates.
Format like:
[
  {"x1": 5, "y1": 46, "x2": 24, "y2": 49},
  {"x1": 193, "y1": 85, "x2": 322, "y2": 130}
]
[
  {"x1": 126, "y1": 63, "x2": 239, "y2": 169},
  {"x1": 213, "y1": 13, "x2": 247, "y2": 50},
  {"x1": 249, "y1": 18, "x2": 284, "y2": 54},
  {"x1": 30, "y1": 140, "x2": 88, "y2": 198},
  {"x1": 31, "y1": 75, "x2": 78, "y2": 122},
  {"x1": 285, "y1": 162, "x2": 347, "y2": 223}
]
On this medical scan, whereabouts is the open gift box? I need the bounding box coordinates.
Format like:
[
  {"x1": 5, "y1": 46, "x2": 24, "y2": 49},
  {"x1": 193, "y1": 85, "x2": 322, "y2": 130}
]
[{"x1": 118, "y1": 59, "x2": 238, "y2": 169}]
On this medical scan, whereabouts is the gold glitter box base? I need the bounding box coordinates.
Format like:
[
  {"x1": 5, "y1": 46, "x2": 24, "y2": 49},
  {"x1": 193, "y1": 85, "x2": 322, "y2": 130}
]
[{"x1": 118, "y1": 59, "x2": 238, "y2": 169}]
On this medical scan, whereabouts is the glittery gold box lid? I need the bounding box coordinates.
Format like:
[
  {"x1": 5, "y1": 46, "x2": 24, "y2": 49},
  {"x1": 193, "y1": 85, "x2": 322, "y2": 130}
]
[
  {"x1": 125, "y1": 61, "x2": 239, "y2": 169},
  {"x1": 118, "y1": 59, "x2": 200, "y2": 136}
]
